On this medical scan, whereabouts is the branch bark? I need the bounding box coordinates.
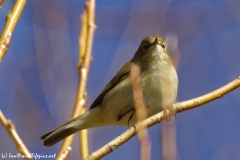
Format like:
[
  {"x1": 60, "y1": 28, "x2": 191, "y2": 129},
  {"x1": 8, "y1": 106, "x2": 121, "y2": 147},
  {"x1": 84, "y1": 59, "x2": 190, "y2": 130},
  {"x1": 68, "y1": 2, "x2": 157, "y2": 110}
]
[
  {"x1": 85, "y1": 76, "x2": 240, "y2": 160},
  {"x1": 0, "y1": 0, "x2": 4, "y2": 8},
  {"x1": 56, "y1": 0, "x2": 96, "y2": 159},
  {"x1": 0, "y1": 0, "x2": 27, "y2": 62},
  {"x1": 0, "y1": 110, "x2": 32, "y2": 160},
  {"x1": 130, "y1": 64, "x2": 151, "y2": 160}
]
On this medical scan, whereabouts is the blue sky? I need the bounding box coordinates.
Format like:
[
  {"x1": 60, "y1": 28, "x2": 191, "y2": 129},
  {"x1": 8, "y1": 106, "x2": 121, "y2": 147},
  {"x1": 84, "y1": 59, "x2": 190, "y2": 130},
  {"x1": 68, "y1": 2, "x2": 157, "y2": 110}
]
[{"x1": 0, "y1": 1, "x2": 240, "y2": 160}]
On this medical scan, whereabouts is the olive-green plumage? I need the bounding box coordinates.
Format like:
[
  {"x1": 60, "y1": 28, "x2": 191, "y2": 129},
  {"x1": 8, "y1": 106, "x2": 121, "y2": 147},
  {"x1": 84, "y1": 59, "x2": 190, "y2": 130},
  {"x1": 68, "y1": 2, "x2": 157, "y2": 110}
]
[{"x1": 41, "y1": 35, "x2": 178, "y2": 147}]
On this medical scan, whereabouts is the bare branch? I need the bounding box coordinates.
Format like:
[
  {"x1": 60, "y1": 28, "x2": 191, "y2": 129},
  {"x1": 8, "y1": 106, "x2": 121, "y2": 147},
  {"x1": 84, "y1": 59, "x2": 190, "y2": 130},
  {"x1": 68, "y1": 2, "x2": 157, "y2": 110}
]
[
  {"x1": 85, "y1": 77, "x2": 240, "y2": 160},
  {"x1": 0, "y1": 110, "x2": 32, "y2": 160},
  {"x1": 130, "y1": 64, "x2": 151, "y2": 160},
  {"x1": 162, "y1": 119, "x2": 177, "y2": 160},
  {"x1": 56, "y1": 0, "x2": 96, "y2": 159},
  {"x1": 79, "y1": 100, "x2": 88, "y2": 159},
  {"x1": 0, "y1": 0, "x2": 4, "y2": 9},
  {"x1": 58, "y1": 147, "x2": 72, "y2": 160},
  {"x1": 0, "y1": 0, "x2": 27, "y2": 62}
]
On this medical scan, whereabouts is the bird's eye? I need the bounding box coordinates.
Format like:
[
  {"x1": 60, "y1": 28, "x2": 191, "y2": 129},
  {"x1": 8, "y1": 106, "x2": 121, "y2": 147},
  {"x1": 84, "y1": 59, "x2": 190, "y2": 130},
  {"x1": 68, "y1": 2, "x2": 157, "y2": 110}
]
[
  {"x1": 143, "y1": 44, "x2": 148, "y2": 50},
  {"x1": 161, "y1": 43, "x2": 166, "y2": 49}
]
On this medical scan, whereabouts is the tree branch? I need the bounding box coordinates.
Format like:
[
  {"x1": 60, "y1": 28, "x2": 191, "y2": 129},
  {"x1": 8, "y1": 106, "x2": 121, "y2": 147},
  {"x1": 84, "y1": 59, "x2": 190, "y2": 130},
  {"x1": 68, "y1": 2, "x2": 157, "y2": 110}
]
[
  {"x1": 0, "y1": 0, "x2": 4, "y2": 8},
  {"x1": 0, "y1": 110, "x2": 32, "y2": 160},
  {"x1": 130, "y1": 64, "x2": 151, "y2": 160},
  {"x1": 0, "y1": 0, "x2": 27, "y2": 62},
  {"x1": 56, "y1": 0, "x2": 96, "y2": 159},
  {"x1": 57, "y1": 147, "x2": 71, "y2": 160},
  {"x1": 85, "y1": 76, "x2": 240, "y2": 160}
]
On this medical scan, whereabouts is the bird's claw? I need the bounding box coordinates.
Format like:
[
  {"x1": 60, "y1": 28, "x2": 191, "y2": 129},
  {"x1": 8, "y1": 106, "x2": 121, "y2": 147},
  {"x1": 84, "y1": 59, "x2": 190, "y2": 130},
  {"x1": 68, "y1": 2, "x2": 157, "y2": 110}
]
[{"x1": 163, "y1": 105, "x2": 176, "y2": 121}]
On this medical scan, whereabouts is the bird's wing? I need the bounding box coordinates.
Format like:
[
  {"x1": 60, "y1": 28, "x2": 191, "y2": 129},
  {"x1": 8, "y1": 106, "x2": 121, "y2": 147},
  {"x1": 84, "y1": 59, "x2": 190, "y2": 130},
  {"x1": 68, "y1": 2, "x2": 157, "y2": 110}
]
[{"x1": 89, "y1": 61, "x2": 132, "y2": 110}]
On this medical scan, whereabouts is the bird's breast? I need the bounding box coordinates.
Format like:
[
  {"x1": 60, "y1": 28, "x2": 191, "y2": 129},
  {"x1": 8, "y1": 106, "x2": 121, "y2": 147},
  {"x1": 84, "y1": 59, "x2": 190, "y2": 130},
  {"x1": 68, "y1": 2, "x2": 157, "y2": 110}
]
[{"x1": 141, "y1": 60, "x2": 178, "y2": 116}]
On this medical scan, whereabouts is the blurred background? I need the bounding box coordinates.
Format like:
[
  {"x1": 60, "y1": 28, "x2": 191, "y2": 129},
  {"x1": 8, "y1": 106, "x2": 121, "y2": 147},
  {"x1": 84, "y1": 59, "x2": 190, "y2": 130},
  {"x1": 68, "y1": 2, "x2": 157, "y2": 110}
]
[{"x1": 1, "y1": 0, "x2": 240, "y2": 160}]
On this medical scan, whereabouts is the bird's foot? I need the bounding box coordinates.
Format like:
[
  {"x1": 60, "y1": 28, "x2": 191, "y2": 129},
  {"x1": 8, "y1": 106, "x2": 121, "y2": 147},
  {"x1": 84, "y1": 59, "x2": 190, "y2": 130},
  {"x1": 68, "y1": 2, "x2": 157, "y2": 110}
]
[{"x1": 162, "y1": 105, "x2": 176, "y2": 121}]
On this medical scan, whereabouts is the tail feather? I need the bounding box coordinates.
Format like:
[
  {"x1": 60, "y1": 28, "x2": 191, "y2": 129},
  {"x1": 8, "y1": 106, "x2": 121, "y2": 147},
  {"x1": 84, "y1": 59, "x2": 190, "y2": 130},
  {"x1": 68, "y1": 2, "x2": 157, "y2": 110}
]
[
  {"x1": 42, "y1": 123, "x2": 78, "y2": 147},
  {"x1": 41, "y1": 108, "x2": 107, "y2": 147},
  {"x1": 40, "y1": 118, "x2": 77, "y2": 140}
]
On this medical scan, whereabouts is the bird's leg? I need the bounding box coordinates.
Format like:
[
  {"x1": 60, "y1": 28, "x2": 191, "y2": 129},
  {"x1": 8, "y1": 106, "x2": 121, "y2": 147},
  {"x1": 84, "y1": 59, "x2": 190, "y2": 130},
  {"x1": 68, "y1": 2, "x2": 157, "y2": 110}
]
[
  {"x1": 128, "y1": 105, "x2": 149, "y2": 127},
  {"x1": 117, "y1": 107, "x2": 134, "y2": 121},
  {"x1": 117, "y1": 105, "x2": 149, "y2": 127},
  {"x1": 127, "y1": 109, "x2": 136, "y2": 128}
]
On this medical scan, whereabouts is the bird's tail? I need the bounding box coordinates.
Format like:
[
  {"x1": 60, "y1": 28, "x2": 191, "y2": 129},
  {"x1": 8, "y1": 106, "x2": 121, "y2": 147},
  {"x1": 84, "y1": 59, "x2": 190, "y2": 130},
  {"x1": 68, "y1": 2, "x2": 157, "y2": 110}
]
[{"x1": 41, "y1": 108, "x2": 105, "y2": 147}]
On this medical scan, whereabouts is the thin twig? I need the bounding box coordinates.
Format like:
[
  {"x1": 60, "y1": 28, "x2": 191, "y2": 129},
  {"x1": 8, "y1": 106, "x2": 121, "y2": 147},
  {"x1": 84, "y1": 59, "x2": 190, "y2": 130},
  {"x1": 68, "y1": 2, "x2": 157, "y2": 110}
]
[
  {"x1": 80, "y1": 107, "x2": 89, "y2": 159},
  {"x1": 0, "y1": 0, "x2": 27, "y2": 62},
  {"x1": 163, "y1": 34, "x2": 179, "y2": 160},
  {"x1": 0, "y1": 0, "x2": 4, "y2": 9},
  {"x1": 56, "y1": 0, "x2": 96, "y2": 159},
  {"x1": 162, "y1": 119, "x2": 177, "y2": 160},
  {"x1": 58, "y1": 147, "x2": 72, "y2": 160},
  {"x1": 85, "y1": 77, "x2": 240, "y2": 160},
  {"x1": 0, "y1": 110, "x2": 32, "y2": 160},
  {"x1": 130, "y1": 64, "x2": 151, "y2": 160}
]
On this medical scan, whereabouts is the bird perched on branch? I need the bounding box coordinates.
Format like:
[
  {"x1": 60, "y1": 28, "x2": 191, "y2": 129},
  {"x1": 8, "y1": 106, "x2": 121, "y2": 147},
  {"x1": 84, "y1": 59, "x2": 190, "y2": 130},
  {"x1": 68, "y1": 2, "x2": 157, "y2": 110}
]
[{"x1": 41, "y1": 35, "x2": 178, "y2": 147}]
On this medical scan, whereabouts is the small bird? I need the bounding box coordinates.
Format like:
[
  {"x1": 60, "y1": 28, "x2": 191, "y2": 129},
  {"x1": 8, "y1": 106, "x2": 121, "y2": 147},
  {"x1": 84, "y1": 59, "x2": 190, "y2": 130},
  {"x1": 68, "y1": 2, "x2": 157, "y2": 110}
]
[{"x1": 41, "y1": 35, "x2": 178, "y2": 147}]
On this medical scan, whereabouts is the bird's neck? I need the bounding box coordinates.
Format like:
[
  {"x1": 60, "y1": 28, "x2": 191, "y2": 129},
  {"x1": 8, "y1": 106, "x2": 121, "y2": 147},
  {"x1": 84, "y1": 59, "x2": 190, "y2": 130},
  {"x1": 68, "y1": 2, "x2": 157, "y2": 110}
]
[{"x1": 141, "y1": 52, "x2": 173, "y2": 72}]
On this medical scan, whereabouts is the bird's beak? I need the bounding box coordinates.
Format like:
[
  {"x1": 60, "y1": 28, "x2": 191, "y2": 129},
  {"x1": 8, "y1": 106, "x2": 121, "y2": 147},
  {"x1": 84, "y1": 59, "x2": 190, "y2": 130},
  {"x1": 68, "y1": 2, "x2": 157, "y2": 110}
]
[{"x1": 152, "y1": 37, "x2": 159, "y2": 45}]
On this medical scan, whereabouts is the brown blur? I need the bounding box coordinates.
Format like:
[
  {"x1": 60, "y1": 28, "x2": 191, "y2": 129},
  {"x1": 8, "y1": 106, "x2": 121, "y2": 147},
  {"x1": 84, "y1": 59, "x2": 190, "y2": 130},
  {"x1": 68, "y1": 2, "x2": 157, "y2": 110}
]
[{"x1": 131, "y1": 63, "x2": 151, "y2": 160}]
